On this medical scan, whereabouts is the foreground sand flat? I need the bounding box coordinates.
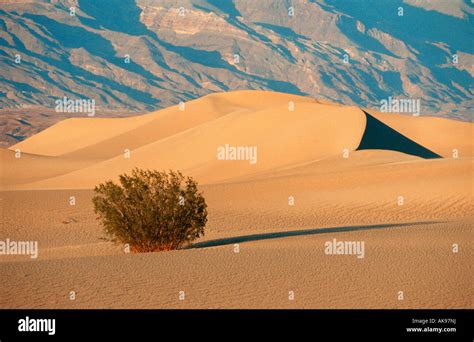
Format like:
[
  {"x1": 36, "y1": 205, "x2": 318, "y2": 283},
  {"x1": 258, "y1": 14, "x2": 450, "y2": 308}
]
[
  {"x1": 0, "y1": 90, "x2": 472, "y2": 308},
  {"x1": 0, "y1": 189, "x2": 472, "y2": 309}
]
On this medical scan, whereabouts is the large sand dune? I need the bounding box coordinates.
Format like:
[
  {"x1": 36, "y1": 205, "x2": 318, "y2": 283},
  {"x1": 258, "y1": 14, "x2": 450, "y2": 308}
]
[{"x1": 0, "y1": 90, "x2": 472, "y2": 308}]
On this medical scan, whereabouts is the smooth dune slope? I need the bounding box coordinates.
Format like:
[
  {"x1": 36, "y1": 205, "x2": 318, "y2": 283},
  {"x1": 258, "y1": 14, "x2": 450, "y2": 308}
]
[
  {"x1": 10, "y1": 91, "x2": 314, "y2": 157},
  {"x1": 0, "y1": 148, "x2": 94, "y2": 187}
]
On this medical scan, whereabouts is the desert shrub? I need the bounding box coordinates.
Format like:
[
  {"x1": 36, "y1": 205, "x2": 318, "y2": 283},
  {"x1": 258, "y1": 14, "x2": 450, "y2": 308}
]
[{"x1": 92, "y1": 169, "x2": 207, "y2": 252}]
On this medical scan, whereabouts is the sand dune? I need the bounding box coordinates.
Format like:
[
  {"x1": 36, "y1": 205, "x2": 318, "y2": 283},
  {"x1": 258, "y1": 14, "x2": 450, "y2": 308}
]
[
  {"x1": 4, "y1": 90, "x2": 472, "y2": 190},
  {"x1": 14, "y1": 102, "x2": 366, "y2": 189},
  {"x1": 0, "y1": 90, "x2": 472, "y2": 309},
  {"x1": 0, "y1": 148, "x2": 97, "y2": 187},
  {"x1": 11, "y1": 91, "x2": 314, "y2": 157}
]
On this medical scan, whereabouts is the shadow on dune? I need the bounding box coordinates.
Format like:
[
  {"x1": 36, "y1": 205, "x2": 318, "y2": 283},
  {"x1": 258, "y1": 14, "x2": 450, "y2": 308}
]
[
  {"x1": 187, "y1": 221, "x2": 442, "y2": 249},
  {"x1": 357, "y1": 110, "x2": 442, "y2": 159}
]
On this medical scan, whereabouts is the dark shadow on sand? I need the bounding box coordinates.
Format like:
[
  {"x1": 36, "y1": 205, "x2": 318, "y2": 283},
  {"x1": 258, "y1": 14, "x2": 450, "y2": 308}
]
[
  {"x1": 357, "y1": 110, "x2": 442, "y2": 159},
  {"x1": 187, "y1": 221, "x2": 442, "y2": 249}
]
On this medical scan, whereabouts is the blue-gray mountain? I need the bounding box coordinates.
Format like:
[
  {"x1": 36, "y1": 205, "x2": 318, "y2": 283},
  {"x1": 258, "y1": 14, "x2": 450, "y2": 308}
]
[{"x1": 0, "y1": 0, "x2": 473, "y2": 145}]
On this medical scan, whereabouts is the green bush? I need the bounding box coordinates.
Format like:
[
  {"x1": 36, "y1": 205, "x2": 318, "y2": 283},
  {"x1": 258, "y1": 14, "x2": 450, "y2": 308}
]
[{"x1": 92, "y1": 169, "x2": 207, "y2": 252}]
